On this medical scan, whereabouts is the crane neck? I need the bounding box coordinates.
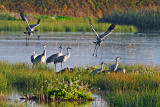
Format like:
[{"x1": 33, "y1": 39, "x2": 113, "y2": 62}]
[
  {"x1": 116, "y1": 58, "x2": 119, "y2": 65},
  {"x1": 59, "y1": 48, "x2": 62, "y2": 53},
  {"x1": 66, "y1": 48, "x2": 70, "y2": 57},
  {"x1": 43, "y1": 47, "x2": 46, "y2": 56},
  {"x1": 114, "y1": 59, "x2": 119, "y2": 71}
]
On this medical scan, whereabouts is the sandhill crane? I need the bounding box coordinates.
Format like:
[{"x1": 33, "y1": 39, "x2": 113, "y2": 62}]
[
  {"x1": 20, "y1": 13, "x2": 40, "y2": 45},
  {"x1": 54, "y1": 47, "x2": 72, "y2": 69},
  {"x1": 31, "y1": 50, "x2": 38, "y2": 64},
  {"x1": 46, "y1": 46, "x2": 63, "y2": 64},
  {"x1": 89, "y1": 18, "x2": 116, "y2": 57},
  {"x1": 115, "y1": 68, "x2": 126, "y2": 73},
  {"x1": 109, "y1": 57, "x2": 120, "y2": 72},
  {"x1": 32, "y1": 45, "x2": 46, "y2": 65},
  {"x1": 89, "y1": 62, "x2": 105, "y2": 76}
]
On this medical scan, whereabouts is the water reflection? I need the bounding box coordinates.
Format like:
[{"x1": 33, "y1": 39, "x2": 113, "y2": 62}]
[
  {"x1": 0, "y1": 32, "x2": 160, "y2": 72},
  {"x1": 6, "y1": 91, "x2": 108, "y2": 107}
]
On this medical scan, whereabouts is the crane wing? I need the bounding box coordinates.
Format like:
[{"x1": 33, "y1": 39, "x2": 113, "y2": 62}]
[
  {"x1": 20, "y1": 13, "x2": 26, "y2": 21},
  {"x1": 99, "y1": 24, "x2": 116, "y2": 39},
  {"x1": 88, "y1": 18, "x2": 99, "y2": 38},
  {"x1": 20, "y1": 13, "x2": 30, "y2": 29},
  {"x1": 31, "y1": 55, "x2": 34, "y2": 63},
  {"x1": 46, "y1": 53, "x2": 59, "y2": 63},
  {"x1": 29, "y1": 19, "x2": 40, "y2": 30}
]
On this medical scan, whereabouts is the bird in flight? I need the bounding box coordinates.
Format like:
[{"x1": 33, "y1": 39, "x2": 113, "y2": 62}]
[
  {"x1": 89, "y1": 18, "x2": 116, "y2": 57},
  {"x1": 20, "y1": 13, "x2": 40, "y2": 45}
]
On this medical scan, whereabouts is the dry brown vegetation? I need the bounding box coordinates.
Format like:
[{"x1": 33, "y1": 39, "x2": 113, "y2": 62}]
[{"x1": 1, "y1": 0, "x2": 160, "y2": 18}]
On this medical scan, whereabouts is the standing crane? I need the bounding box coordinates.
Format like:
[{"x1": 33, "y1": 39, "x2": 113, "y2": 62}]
[
  {"x1": 20, "y1": 13, "x2": 40, "y2": 45},
  {"x1": 89, "y1": 62, "x2": 105, "y2": 76},
  {"x1": 54, "y1": 47, "x2": 72, "y2": 70},
  {"x1": 32, "y1": 45, "x2": 46, "y2": 66},
  {"x1": 89, "y1": 18, "x2": 116, "y2": 57},
  {"x1": 31, "y1": 50, "x2": 38, "y2": 64},
  {"x1": 46, "y1": 46, "x2": 63, "y2": 64},
  {"x1": 109, "y1": 57, "x2": 120, "y2": 72}
]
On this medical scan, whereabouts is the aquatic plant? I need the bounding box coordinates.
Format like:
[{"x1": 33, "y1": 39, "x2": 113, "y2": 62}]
[
  {"x1": 106, "y1": 90, "x2": 160, "y2": 107},
  {"x1": 39, "y1": 78, "x2": 93, "y2": 101},
  {"x1": 0, "y1": 61, "x2": 160, "y2": 91},
  {"x1": 0, "y1": 73, "x2": 7, "y2": 92},
  {"x1": 0, "y1": 61, "x2": 160, "y2": 104}
]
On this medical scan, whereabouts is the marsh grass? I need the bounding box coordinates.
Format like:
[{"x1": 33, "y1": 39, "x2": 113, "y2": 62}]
[
  {"x1": 0, "y1": 13, "x2": 17, "y2": 20},
  {"x1": 44, "y1": 78, "x2": 94, "y2": 101},
  {"x1": 106, "y1": 90, "x2": 160, "y2": 107},
  {"x1": 101, "y1": 8, "x2": 160, "y2": 31},
  {"x1": 0, "y1": 16, "x2": 137, "y2": 33},
  {"x1": 0, "y1": 61, "x2": 160, "y2": 91},
  {"x1": 0, "y1": 61, "x2": 160, "y2": 103}
]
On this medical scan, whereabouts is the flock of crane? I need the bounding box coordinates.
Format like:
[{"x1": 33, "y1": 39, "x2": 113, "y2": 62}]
[{"x1": 20, "y1": 13, "x2": 125, "y2": 74}]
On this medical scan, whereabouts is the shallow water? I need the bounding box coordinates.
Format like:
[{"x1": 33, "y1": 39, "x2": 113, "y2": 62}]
[
  {"x1": 6, "y1": 91, "x2": 108, "y2": 107},
  {"x1": 0, "y1": 32, "x2": 160, "y2": 71}
]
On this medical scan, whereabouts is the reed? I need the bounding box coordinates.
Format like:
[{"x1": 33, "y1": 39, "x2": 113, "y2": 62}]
[
  {"x1": 101, "y1": 7, "x2": 160, "y2": 31},
  {"x1": 0, "y1": 13, "x2": 17, "y2": 20},
  {"x1": 105, "y1": 90, "x2": 160, "y2": 107},
  {"x1": 0, "y1": 18, "x2": 137, "y2": 33},
  {"x1": 1, "y1": 61, "x2": 160, "y2": 91},
  {"x1": 0, "y1": 61, "x2": 160, "y2": 103},
  {"x1": 0, "y1": 73, "x2": 7, "y2": 92}
]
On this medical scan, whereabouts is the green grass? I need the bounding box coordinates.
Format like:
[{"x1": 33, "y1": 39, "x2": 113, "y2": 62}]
[
  {"x1": 0, "y1": 61, "x2": 160, "y2": 91},
  {"x1": 105, "y1": 90, "x2": 160, "y2": 107},
  {"x1": 0, "y1": 13, "x2": 17, "y2": 20},
  {"x1": 101, "y1": 8, "x2": 160, "y2": 31},
  {"x1": 0, "y1": 73, "x2": 7, "y2": 92},
  {"x1": 0, "y1": 13, "x2": 137, "y2": 33},
  {"x1": 0, "y1": 19, "x2": 137, "y2": 33},
  {"x1": 45, "y1": 78, "x2": 93, "y2": 101},
  {"x1": 0, "y1": 61, "x2": 94, "y2": 101},
  {"x1": 0, "y1": 61, "x2": 160, "y2": 104}
]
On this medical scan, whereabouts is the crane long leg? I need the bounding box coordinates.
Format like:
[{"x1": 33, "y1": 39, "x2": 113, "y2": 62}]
[
  {"x1": 32, "y1": 63, "x2": 36, "y2": 69},
  {"x1": 28, "y1": 36, "x2": 30, "y2": 45},
  {"x1": 61, "y1": 63, "x2": 63, "y2": 69},
  {"x1": 95, "y1": 45, "x2": 100, "y2": 57},
  {"x1": 26, "y1": 35, "x2": 30, "y2": 46},
  {"x1": 93, "y1": 44, "x2": 97, "y2": 56},
  {"x1": 27, "y1": 38, "x2": 29, "y2": 46},
  {"x1": 28, "y1": 35, "x2": 31, "y2": 46},
  {"x1": 26, "y1": 35, "x2": 28, "y2": 46},
  {"x1": 54, "y1": 64, "x2": 56, "y2": 72}
]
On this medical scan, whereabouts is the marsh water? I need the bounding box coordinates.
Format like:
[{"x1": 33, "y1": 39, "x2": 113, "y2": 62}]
[
  {"x1": 1, "y1": 31, "x2": 160, "y2": 106},
  {"x1": 5, "y1": 90, "x2": 108, "y2": 107},
  {"x1": 0, "y1": 32, "x2": 160, "y2": 68}
]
